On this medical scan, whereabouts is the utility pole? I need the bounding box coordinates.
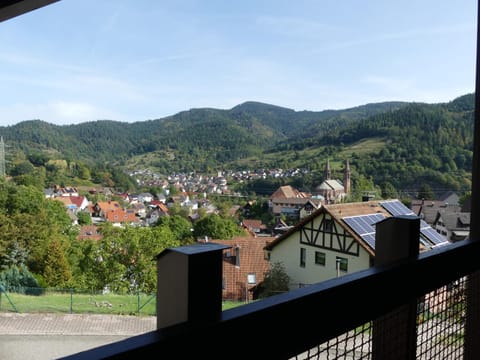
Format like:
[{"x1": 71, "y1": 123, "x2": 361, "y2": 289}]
[{"x1": 0, "y1": 136, "x2": 6, "y2": 177}]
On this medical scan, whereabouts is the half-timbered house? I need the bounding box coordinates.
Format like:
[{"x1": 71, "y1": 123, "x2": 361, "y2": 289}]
[{"x1": 264, "y1": 199, "x2": 448, "y2": 289}]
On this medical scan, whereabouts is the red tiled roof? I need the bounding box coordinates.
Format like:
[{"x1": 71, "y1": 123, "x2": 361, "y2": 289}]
[
  {"x1": 77, "y1": 225, "x2": 102, "y2": 241},
  {"x1": 69, "y1": 196, "x2": 86, "y2": 208},
  {"x1": 96, "y1": 201, "x2": 121, "y2": 212},
  {"x1": 105, "y1": 208, "x2": 139, "y2": 223}
]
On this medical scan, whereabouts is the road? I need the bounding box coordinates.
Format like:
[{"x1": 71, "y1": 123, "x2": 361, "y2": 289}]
[{"x1": 0, "y1": 334, "x2": 130, "y2": 360}]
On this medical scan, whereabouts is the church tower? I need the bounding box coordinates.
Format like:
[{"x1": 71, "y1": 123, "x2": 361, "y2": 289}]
[
  {"x1": 343, "y1": 159, "x2": 351, "y2": 195},
  {"x1": 324, "y1": 158, "x2": 331, "y2": 180}
]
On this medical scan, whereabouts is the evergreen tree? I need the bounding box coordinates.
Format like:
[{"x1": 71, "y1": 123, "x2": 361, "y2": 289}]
[{"x1": 42, "y1": 240, "x2": 72, "y2": 287}]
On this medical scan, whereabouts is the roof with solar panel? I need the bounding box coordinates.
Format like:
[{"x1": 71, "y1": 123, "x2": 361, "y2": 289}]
[
  {"x1": 331, "y1": 199, "x2": 449, "y2": 251},
  {"x1": 265, "y1": 199, "x2": 449, "y2": 253}
]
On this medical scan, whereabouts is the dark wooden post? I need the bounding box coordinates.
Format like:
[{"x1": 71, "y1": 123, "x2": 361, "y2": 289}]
[
  {"x1": 155, "y1": 242, "x2": 230, "y2": 330},
  {"x1": 464, "y1": 2, "x2": 480, "y2": 359},
  {"x1": 372, "y1": 215, "x2": 420, "y2": 360}
]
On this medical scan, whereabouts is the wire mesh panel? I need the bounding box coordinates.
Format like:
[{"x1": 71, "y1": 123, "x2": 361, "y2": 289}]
[
  {"x1": 291, "y1": 275, "x2": 469, "y2": 360},
  {"x1": 292, "y1": 323, "x2": 373, "y2": 360},
  {"x1": 417, "y1": 276, "x2": 466, "y2": 359}
]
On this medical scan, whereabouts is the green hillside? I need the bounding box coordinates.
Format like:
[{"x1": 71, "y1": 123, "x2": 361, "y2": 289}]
[{"x1": 0, "y1": 93, "x2": 474, "y2": 197}]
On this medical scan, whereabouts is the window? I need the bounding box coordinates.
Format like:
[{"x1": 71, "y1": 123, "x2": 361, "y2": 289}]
[
  {"x1": 336, "y1": 256, "x2": 348, "y2": 273},
  {"x1": 323, "y1": 218, "x2": 333, "y2": 232},
  {"x1": 235, "y1": 246, "x2": 240, "y2": 267},
  {"x1": 315, "y1": 251, "x2": 326, "y2": 266},
  {"x1": 300, "y1": 248, "x2": 306, "y2": 267}
]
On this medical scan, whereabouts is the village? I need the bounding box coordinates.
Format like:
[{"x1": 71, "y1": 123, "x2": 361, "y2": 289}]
[{"x1": 45, "y1": 159, "x2": 470, "y2": 302}]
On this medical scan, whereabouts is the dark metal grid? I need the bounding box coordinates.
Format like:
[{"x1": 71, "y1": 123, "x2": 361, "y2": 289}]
[{"x1": 291, "y1": 274, "x2": 469, "y2": 360}]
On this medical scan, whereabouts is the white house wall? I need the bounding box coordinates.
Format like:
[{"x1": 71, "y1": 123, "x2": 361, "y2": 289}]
[{"x1": 269, "y1": 213, "x2": 372, "y2": 289}]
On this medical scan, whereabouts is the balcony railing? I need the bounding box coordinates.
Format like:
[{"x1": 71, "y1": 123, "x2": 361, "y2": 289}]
[{"x1": 61, "y1": 231, "x2": 480, "y2": 359}]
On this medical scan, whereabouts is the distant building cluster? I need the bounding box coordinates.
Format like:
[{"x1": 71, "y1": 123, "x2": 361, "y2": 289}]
[{"x1": 45, "y1": 160, "x2": 470, "y2": 302}]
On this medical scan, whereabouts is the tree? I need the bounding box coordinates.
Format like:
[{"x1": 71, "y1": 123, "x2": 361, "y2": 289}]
[
  {"x1": 418, "y1": 183, "x2": 435, "y2": 200},
  {"x1": 77, "y1": 211, "x2": 93, "y2": 225},
  {"x1": 75, "y1": 224, "x2": 180, "y2": 293},
  {"x1": 193, "y1": 214, "x2": 246, "y2": 240},
  {"x1": 257, "y1": 261, "x2": 290, "y2": 299},
  {"x1": 1, "y1": 241, "x2": 29, "y2": 270},
  {"x1": 380, "y1": 181, "x2": 398, "y2": 199},
  {"x1": 0, "y1": 264, "x2": 43, "y2": 295},
  {"x1": 42, "y1": 239, "x2": 72, "y2": 287},
  {"x1": 156, "y1": 215, "x2": 194, "y2": 244}
]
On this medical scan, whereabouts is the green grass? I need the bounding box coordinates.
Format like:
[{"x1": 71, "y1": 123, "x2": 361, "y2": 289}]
[
  {"x1": 0, "y1": 291, "x2": 156, "y2": 316},
  {"x1": 222, "y1": 301, "x2": 245, "y2": 310},
  {"x1": 0, "y1": 290, "x2": 245, "y2": 316},
  {"x1": 341, "y1": 137, "x2": 386, "y2": 157}
]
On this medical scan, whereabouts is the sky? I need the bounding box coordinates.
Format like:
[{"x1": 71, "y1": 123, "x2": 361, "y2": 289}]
[{"x1": 0, "y1": 0, "x2": 477, "y2": 126}]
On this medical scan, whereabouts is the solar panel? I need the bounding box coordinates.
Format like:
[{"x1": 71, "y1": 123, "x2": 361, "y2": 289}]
[
  {"x1": 380, "y1": 200, "x2": 448, "y2": 246},
  {"x1": 380, "y1": 200, "x2": 415, "y2": 216},
  {"x1": 420, "y1": 220, "x2": 448, "y2": 245},
  {"x1": 343, "y1": 213, "x2": 385, "y2": 249}
]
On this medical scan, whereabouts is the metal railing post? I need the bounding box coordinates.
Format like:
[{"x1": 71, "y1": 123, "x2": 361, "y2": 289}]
[
  {"x1": 155, "y1": 243, "x2": 230, "y2": 329},
  {"x1": 372, "y1": 215, "x2": 420, "y2": 360}
]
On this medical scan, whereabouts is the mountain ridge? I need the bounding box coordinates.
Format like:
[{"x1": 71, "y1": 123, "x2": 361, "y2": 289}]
[{"x1": 0, "y1": 93, "x2": 475, "y2": 196}]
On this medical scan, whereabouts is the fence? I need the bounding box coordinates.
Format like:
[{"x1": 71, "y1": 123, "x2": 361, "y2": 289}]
[
  {"x1": 292, "y1": 275, "x2": 467, "y2": 359},
  {"x1": 0, "y1": 287, "x2": 156, "y2": 316}
]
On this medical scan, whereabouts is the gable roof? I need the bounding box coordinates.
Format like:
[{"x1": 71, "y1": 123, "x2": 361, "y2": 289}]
[
  {"x1": 242, "y1": 219, "x2": 265, "y2": 228},
  {"x1": 435, "y1": 211, "x2": 471, "y2": 229},
  {"x1": 411, "y1": 200, "x2": 461, "y2": 224},
  {"x1": 270, "y1": 185, "x2": 308, "y2": 199},
  {"x1": 265, "y1": 199, "x2": 448, "y2": 255},
  {"x1": 95, "y1": 201, "x2": 121, "y2": 212},
  {"x1": 69, "y1": 195, "x2": 88, "y2": 209},
  {"x1": 53, "y1": 196, "x2": 75, "y2": 208},
  {"x1": 105, "y1": 208, "x2": 139, "y2": 223}
]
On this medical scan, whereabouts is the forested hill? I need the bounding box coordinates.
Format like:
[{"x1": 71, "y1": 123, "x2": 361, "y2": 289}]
[
  {"x1": 0, "y1": 99, "x2": 411, "y2": 164},
  {"x1": 0, "y1": 93, "x2": 475, "y2": 196}
]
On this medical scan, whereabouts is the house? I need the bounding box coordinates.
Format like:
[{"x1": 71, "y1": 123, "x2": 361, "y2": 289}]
[
  {"x1": 68, "y1": 195, "x2": 89, "y2": 211},
  {"x1": 116, "y1": 192, "x2": 130, "y2": 203},
  {"x1": 77, "y1": 225, "x2": 102, "y2": 241},
  {"x1": 91, "y1": 201, "x2": 139, "y2": 226},
  {"x1": 432, "y1": 210, "x2": 470, "y2": 242},
  {"x1": 146, "y1": 203, "x2": 170, "y2": 226},
  {"x1": 138, "y1": 192, "x2": 154, "y2": 203},
  {"x1": 241, "y1": 219, "x2": 268, "y2": 236},
  {"x1": 166, "y1": 193, "x2": 190, "y2": 208},
  {"x1": 411, "y1": 197, "x2": 461, "y2": 225},
  {"x1": 53, "y1": 196, "x2": 78, "y2": 211},
  {"x1": 272, "y1": 218, "x2": 292, "y2": 235},
  {"x1": 54, "y1": 185, "x2": 79, "y2": 197},
  {"x1": 269, "y1": 185, "x2": 311, "y2": 220},
  {"x1": 131, "y1": 202, "x2": 147, "y2": 218},
  {"x1": 264, "y1": 199, "x2": 448, "y2": 289},
  {"x1": 299, "y1": 199, "x2": 321, "y2": 219},
  {"x1": 104, "y1": 208, "x2": 139, "y2": 226},
  {"x1": 92, "y1": 201, "x2": 121, "y2": 218},
  {"x1": 208, "y1": 236, "x2": 275, "y2": 301}
]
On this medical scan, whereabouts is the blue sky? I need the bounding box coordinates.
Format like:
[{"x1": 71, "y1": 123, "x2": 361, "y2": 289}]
[{"x1": 0, "y1": 0, "x2": 477, "y2": 125}]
